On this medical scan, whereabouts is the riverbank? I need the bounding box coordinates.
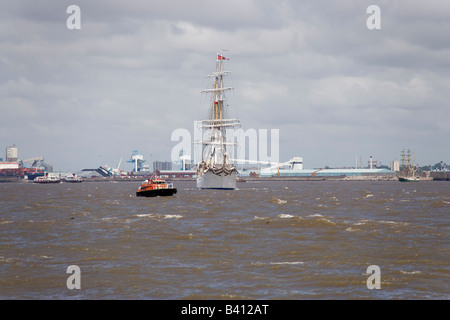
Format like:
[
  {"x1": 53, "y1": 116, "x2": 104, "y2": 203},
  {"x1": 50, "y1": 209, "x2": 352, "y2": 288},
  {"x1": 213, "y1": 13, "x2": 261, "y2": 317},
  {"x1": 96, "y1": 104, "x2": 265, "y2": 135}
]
[{"x1": 2, "y1": 172, "x2": 445, "y2": 183}]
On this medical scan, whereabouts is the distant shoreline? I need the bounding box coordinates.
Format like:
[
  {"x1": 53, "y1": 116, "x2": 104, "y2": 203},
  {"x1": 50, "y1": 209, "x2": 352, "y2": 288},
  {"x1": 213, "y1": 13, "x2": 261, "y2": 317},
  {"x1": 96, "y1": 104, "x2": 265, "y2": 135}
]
[
  {"x1": 4, "y1": 174, "x2": 448, "y2": 183},
  {"x1": 3, "y1": 169, "x2": 450, "y2": 183}
]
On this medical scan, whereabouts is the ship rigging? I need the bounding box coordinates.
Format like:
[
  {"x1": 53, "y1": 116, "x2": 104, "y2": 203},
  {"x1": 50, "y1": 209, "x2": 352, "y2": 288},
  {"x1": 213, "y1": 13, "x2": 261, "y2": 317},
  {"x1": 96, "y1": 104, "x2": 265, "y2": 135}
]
[{"x1": 195, "y1": 54, "x2": 241, "y2": 189}]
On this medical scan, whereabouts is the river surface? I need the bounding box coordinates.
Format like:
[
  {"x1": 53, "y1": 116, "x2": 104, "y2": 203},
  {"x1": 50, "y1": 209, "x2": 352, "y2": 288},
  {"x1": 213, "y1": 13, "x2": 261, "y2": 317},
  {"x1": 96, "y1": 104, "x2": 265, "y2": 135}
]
[{"x1": 1, "y1": 180, "x2": 449, "y2": 299}]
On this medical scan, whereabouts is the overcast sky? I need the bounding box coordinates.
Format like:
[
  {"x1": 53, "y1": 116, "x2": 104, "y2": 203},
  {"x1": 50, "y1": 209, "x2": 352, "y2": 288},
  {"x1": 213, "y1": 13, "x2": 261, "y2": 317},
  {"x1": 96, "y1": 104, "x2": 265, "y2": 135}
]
[{"x1": 1, "y1": 0, "x2": 449, "y2": 171}]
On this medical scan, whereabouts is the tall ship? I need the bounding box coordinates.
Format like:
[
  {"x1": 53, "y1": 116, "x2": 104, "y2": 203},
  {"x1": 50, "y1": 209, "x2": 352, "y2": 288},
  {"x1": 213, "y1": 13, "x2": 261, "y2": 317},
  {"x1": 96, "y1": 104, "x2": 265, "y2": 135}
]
[
  {"x1": 196, "y1": 54, "x2": 241, "y2": 189},
  {"x1": 398, "y1": 148, "x2": 420, "y2": 182}
]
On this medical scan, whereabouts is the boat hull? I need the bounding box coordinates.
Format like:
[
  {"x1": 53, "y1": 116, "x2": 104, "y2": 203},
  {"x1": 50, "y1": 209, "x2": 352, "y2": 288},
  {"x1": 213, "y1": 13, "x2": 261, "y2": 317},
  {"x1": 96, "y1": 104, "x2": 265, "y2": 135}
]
[
  {"x1": 136, "y1": 188, "x2": 177, "y2": 197},
  {"x1": 34, "y1": 178, "x2": 61, "y2": 184},
  {"x1": 398, "y1": 176, "x2": 420, "y2": 182},
  {"x1": 197, "y1": 170, "x2": 237, "y2": 190},
  {"x1": 62, "y1": 179, "x2": 82, "y2": 183}
]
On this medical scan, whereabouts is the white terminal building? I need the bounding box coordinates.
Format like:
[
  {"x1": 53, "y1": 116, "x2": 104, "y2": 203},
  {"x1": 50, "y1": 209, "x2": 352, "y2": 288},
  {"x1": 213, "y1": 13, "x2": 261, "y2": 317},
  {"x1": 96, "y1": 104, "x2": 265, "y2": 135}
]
[{"x1": 237, "y1": 156, "x2": 395, "y2": 178}]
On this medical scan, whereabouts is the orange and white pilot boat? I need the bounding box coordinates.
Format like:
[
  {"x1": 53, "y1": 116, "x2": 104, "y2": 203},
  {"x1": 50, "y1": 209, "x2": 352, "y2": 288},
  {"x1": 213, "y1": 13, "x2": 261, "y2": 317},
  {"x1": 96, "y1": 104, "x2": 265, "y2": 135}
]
[{"x1": 136, "y1": 175, "x2": 177, "y2": 197}]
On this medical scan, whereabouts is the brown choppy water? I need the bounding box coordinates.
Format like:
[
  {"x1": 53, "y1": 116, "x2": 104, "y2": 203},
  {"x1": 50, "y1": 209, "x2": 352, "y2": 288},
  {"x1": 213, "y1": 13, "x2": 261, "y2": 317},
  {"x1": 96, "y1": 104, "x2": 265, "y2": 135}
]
[{"x1": 1, "y1": 180, "x2": 449, "y2": 299}]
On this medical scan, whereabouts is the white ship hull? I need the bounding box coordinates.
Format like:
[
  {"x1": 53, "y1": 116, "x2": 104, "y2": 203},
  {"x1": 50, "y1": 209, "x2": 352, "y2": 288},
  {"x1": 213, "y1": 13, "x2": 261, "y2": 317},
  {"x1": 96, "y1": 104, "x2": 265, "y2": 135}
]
[{"x1": 197, "y1": 170, "x2": 237, "y2": 189}]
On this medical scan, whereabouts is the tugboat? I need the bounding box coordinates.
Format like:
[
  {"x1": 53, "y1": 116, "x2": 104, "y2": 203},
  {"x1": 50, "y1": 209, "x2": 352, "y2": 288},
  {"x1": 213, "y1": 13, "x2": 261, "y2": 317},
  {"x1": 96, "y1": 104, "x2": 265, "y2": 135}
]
[
  {"x1": 195, "y1": 53, "x2": 241, "y2": 189},
  {"x1": 136, "y1": 174, "x2": 177, "y2": 197}
]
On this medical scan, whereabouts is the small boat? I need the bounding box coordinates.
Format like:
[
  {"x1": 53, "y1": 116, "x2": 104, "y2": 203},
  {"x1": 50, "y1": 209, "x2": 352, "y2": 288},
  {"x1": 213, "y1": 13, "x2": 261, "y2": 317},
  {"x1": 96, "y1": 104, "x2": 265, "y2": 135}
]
[
  {"x1": 34, "y1": 174, "x2": 61, "y2": 184},
  {"x1": 136, "y1": 176, "x2": 177, "y2": 197},
  {"x1": 62, "y1": 174, "x2": 83, "y2": 183},
  {"x1": 398, "y1": 176, "x2": 420, "y2": 182}
]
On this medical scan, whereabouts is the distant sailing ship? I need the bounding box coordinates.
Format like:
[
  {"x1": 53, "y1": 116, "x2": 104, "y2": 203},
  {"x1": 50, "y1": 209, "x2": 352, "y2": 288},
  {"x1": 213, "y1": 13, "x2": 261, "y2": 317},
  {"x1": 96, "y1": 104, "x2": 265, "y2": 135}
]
[
  {"x1": 196, "y1": 54, "x2": 241, "y2": 189},
  {"x1": 398, "y1": 148, "x2": 420, "y2": 182}
]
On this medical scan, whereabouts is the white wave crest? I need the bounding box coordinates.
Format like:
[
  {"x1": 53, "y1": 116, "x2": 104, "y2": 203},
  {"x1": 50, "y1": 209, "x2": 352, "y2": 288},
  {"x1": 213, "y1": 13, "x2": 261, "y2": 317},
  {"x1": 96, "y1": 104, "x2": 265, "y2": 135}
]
[
  {"x1": 277, "y1": 214, "x2": 294, "y2": 219},
  {"x1": 270, "y1": 261, "x2": 304, "y2": 265},
  {"x1": 401, "y1": 270, "x2": 422, "y2": 275},
  {"x1": 164, "y1": 214, "x2": 183, "y2": 219},
  {"x1": 271, "y1": 198, "x2": 287, "y2": 204}
]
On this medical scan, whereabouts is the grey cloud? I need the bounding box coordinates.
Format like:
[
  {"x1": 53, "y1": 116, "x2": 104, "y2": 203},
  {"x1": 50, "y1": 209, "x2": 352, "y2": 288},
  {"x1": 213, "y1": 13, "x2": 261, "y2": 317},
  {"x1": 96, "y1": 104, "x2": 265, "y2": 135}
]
[{"x1": 1, "y1": 0, "x2": 448, "y2": 170}]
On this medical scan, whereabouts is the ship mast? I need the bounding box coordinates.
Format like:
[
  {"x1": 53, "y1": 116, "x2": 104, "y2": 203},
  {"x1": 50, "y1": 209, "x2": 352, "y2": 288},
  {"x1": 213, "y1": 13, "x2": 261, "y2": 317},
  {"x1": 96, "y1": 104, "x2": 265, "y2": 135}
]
[
  {"x1": 401, "y1": 148, "x2": 415, "y2": 178},
  {"x1": 411, "y1": 151, "x2": 416, "y2": 178},
  {"x1": 202, "y1": 55, "x2": 233, "y2": 124},
  {"x1": 195, "y1": 54, "x2": 242, "y2": 189},
  {"x1": 401, "y1": 149, "x2": 406, "y2": 176},
  {"x1": 196, "y1": 54, "x2": 241, "y2": 167},
  {"x1": 198, "y1": 55, "x2": 240, "y2": 134}
]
